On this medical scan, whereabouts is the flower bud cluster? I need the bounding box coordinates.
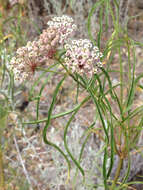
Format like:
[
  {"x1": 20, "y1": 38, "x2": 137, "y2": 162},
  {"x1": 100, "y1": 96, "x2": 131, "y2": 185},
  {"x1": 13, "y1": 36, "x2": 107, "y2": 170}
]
[
  {"x1": 8, "y1": 15, "x2": 77, "y2": 83},
  {"x1": 64, "y1": 39, "x2": 103, "y2": 77},
  {"x1": 47, "y1": 15, "x2": 77, "y2": 44}
]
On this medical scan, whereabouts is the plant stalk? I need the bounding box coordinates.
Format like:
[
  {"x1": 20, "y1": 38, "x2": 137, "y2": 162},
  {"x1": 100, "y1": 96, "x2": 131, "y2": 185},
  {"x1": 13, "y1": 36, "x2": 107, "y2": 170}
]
[
  {"x1": 0, "y1": 145, "x2": 5, "y2": 190},
  {"x1": 110, "y1": 157, "x2": 123, "y2": 190}
]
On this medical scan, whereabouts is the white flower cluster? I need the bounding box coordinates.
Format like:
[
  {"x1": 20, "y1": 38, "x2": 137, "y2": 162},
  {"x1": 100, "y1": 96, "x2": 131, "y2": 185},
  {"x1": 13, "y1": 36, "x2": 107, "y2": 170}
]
[
  {"x1": 47, "y1": 15, "x2": 77, "y2": 44},
  {"x1": 9, "y1": 0, "x2": 18, "y2": 6},
  {"x1": 8, "y1": 34, "x2": 58, "y2": 84},
  {"x1": 8, "y1": 41, "x2": 40, "y2": 83},
  {"x1": 64, "y1": 39, "x2": 103, "y2": 77},
  {"x1": 8, "y1": 15, "x2": 103, "y2": 83},
  {"x1": 8, "y1": 15, "x2": 77, "y2": 83}
]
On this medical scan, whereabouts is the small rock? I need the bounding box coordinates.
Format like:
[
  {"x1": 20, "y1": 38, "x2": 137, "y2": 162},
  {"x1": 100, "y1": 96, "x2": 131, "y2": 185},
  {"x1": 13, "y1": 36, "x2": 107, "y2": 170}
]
[
  {"x1": 136, "y1": 0, "x2": 143, "y2": 9},
  {"x1": 128, "y1": 20, "x2": 143, "y2": 31},
  {"x1": 60, "y1": 185, "x2": 65, "y2": 190}
]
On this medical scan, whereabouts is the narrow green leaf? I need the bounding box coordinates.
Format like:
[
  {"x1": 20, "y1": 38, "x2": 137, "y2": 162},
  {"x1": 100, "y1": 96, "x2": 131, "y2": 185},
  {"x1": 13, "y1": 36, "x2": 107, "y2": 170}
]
[
  {"x1": 87, "y1": 0, "x2": 104, "y2": 45},
  {"x1": 43, "y1": 76, "x2": 71, "y2": 175}
]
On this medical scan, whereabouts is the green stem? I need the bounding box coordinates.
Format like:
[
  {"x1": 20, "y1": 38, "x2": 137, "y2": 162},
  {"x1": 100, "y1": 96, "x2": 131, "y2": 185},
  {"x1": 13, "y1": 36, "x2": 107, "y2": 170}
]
[
  {"x1": 0, "y1": 146, "x2": 5, "y2": 190},
  {"x1": 110, "y1": 157, "x2": 123, "y2": 190},
  {"x1": 118, "y1": 47, "x2": 123, "y2": 106},
  {"x1": 126, "y1": 38, "x2": 131, "y2": 84}
]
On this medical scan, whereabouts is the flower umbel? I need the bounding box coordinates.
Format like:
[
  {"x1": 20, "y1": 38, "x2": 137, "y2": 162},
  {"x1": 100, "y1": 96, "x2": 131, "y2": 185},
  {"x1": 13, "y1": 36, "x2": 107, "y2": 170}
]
[
  {"x1": 8, "y1": 41, "x2": 40, "y2": 83},
  {"x1": 64, "y1": 39, "x2": 103, "y2": 77},
  {"x1": 8, "y1": 15, "x2": 77, "y2": 83}
]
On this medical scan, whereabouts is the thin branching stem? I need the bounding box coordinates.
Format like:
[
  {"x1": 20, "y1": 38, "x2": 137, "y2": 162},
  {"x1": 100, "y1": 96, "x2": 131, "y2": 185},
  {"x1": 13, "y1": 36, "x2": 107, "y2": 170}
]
[
  {"x1": 110, "y1": 158, "x2": 123, "y2": 190},
  {"x1": 13, "y1": 135, "x2": 33, "y2": 190}
]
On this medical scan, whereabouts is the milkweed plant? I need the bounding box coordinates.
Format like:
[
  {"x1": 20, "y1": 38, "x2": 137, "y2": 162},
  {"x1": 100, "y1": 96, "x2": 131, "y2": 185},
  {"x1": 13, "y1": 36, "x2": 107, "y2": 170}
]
[{"x1": 2, "y1": 1, "x2": 143, "y2": 189}]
